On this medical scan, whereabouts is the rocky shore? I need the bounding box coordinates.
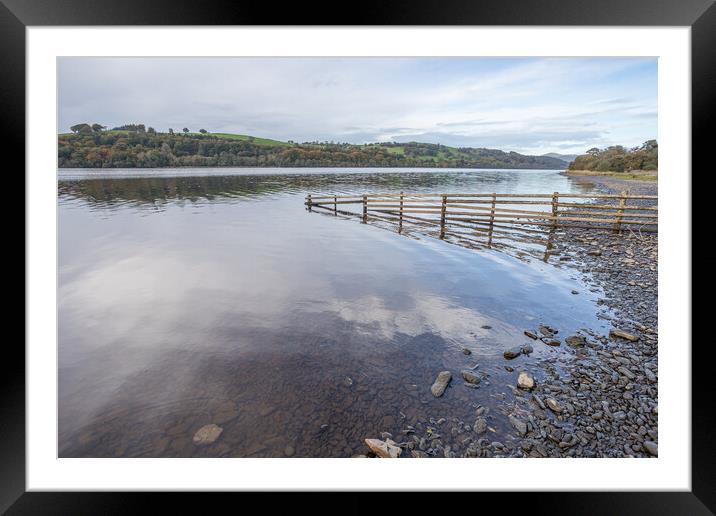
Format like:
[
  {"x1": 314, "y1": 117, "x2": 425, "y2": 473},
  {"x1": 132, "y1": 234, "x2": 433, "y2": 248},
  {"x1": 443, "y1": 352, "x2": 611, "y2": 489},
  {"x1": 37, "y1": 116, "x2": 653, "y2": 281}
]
[{"x1": 360, "y1": 175, "x2": 658, "y2": 458}]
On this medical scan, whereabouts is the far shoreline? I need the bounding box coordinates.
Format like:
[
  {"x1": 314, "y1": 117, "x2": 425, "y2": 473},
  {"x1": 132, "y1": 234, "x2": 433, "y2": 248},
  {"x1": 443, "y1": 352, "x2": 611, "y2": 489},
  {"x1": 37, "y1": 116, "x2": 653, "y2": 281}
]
[{"x1": 563, "y1": 169, "x2": 657, "y2": 182}]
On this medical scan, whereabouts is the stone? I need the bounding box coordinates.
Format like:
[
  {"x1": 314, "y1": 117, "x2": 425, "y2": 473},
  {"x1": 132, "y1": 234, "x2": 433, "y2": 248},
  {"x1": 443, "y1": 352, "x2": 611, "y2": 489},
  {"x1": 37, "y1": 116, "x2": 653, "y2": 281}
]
[
  {"x1": 365, "y1": 438, "x2": 401, "y2": 458},
  {"x1": 504, "y1": 347, "x2": 523, "y2": 359},
  {"x1": 517, "y1": 371, "x2": 535, "y2": 390},
  {"x1": 284, "y1": 445, "x2": 295, "y2": 457},
  {"x1": 430, "y1": 371, "x2": 452, "y2": 397},
  {"x1": 539, "y1": 325, "x2": 555, "y2": 337},
  {"x1": 546, "y1": 398, "x2": 563, "y2": 414},
  {"x1": 462, "y1": 348, "x2": 472, "y2": 355},
  {"x1": 544, "y1": 339, "x2": 561, "y2": 347},
  {"x1": 610, "y1": 329, "x2": 639, "y2": 341},
  {"x1": 643, "y1": 441, "x2": 658, "y2": 456},
  {"x1": 524, "y1": 330, "x2": 538, "y2": 340},
  {"x1": 481, "y1": 325, "x2": 492, "y2": 329},
  {"x1": 587, "y1": 249, "x2": 602, "y2": 256},
  {"x1": 212, "y1": 400, "x2": 239, "y2": 424},
  {"x1": 192, "y1": 424, "x2": 223, "y2": 446},
  {"x1": 508, "y1": 415, "x2": 528, "y2": 436},
  {"x1": 618, "y1": 366, "x2": 636, "y2": 380},
  {"x1": 474, "y1": 418, "x2": 487, "y2": 434},
  {"x1": 565, "y1": 335, "x2": 586, "y2": 347},
  {"x1": 521, "y1": 344, "x2": 534, "y2": 354},
  {"x1": 461, "y1": 370, "x2": 481, "y2": 385}
]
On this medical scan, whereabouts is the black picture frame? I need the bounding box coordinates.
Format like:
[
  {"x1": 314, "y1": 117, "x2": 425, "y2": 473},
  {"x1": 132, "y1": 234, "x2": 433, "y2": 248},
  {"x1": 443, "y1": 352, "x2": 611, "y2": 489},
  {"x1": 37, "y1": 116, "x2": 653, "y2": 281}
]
[{"x1": 3, "y1": 0, "x2": 712, "y2": 512}]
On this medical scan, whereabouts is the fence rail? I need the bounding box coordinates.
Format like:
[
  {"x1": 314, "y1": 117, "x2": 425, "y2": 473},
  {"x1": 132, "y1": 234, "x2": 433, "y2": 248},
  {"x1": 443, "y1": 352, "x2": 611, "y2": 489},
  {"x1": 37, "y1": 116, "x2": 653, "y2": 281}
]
[{"x1": 305, "y1": 191, "x2": 657, "y2": 234}]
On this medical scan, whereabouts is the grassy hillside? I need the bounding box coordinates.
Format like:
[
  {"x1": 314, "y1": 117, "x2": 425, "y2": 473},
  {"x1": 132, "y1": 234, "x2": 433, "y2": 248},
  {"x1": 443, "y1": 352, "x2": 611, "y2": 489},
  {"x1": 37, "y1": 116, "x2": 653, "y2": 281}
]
[{"x1": 58, "y1": 127, "x2": 568, "y2": 169}]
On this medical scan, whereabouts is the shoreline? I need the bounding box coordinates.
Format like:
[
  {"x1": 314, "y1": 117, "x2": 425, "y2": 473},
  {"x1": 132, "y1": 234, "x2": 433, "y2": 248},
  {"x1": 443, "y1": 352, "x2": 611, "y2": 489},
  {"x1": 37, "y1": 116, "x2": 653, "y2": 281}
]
[
  {"x1": 562, "y1": 169, "x2": 658, "y2": 183},
  {"x1": 362, "y1": 178, "x2": 658, "y2": 458}
]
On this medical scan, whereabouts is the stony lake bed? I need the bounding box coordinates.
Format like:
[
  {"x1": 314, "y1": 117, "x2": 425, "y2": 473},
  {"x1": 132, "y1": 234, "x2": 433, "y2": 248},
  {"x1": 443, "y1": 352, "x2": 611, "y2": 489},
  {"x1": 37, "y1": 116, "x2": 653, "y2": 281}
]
[{"x1": 57, "y1": 168, "x2": 657, "y2": 458}]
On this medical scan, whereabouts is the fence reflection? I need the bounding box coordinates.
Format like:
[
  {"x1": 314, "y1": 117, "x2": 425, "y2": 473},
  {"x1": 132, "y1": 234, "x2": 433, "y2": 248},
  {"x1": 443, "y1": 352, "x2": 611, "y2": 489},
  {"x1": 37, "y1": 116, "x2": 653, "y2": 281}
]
[{"x1": 306, "y1": 191, "x2": 657, "y2": 263}]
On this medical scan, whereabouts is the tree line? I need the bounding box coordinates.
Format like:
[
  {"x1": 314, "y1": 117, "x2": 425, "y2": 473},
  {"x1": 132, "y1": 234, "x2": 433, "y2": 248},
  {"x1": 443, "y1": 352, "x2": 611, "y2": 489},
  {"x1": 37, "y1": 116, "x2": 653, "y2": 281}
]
[
  {"x1": 568, "y1": 140, "x2": 658, "y2": 172},
  {"x1": 58, "y1": 123, "x2": 568, "y2": 169}
]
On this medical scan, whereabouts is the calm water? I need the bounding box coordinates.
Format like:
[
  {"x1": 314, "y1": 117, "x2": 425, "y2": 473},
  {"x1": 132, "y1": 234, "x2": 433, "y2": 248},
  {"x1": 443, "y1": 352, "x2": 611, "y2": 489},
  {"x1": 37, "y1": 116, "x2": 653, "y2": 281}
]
[{"x1": 58, "y1": 168, "x2": 609, "y2": 457}]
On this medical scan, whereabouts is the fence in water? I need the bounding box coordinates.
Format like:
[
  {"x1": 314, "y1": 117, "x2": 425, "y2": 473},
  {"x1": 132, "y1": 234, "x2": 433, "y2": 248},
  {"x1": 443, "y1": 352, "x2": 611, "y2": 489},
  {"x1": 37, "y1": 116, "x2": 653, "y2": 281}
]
[{"x1": 304, "y1": 191, "x2": 657, "y2": 262}]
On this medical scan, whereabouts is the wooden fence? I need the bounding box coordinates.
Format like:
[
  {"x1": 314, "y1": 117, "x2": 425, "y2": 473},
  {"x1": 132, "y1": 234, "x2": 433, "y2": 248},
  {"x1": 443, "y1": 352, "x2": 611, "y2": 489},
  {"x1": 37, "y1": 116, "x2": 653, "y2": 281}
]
[{"x1": 305, "y1": 191, "x2": 658, "y2": 234}]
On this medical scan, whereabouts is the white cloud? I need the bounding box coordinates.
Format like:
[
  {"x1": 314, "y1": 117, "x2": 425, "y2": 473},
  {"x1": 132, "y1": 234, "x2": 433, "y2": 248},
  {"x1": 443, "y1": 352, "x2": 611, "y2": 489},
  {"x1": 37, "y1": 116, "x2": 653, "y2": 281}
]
[{"x1": 58, "y1": 57, "x2": 657, "y2": 155}]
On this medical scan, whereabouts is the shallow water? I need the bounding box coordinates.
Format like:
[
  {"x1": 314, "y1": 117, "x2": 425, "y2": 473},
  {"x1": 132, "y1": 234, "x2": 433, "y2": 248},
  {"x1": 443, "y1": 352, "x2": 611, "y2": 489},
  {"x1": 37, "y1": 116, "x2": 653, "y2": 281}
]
[{"x1": 58, "y1": 168, "x2": 611, "y2": 457}]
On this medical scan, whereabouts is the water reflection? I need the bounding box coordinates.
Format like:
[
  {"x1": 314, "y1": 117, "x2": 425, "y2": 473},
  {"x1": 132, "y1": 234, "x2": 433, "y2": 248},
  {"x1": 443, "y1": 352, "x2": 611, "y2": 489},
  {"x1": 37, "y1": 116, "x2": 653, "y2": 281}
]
[
  {"x1": 59, "y1": 168, "x2": 609, "y2": 457},
  {"x1": 309, "y1": 200, "x2": 574, "y2": 264}
]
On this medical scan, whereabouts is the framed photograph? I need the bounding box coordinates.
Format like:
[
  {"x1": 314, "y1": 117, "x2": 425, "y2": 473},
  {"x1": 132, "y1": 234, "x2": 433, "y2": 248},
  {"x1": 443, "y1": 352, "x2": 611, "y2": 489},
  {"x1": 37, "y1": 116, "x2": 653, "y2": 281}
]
[{"x1": 5, "y1": 0, "x2": 712, "y2": 511}]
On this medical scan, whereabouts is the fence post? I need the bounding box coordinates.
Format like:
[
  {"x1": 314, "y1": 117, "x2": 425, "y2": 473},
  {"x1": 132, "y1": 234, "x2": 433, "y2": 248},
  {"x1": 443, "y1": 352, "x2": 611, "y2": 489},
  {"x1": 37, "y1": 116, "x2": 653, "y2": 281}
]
[
  {"x1": 399, "y1": 191, "x2": 404, "y2": 233},
  {"x1": 440, "y1": 194, "x2": 447, "y2": 239},
  {"x1": 551, "y1": 191, "x2": 559, "y2": 228},
  {"x1": 333, "y1": 195, "x2": 337, "y2": 215},
  {"x1": 487, "y1": 192, "x2": 496, "y2": 247},
  {"x1": 362, "y1": 194, "x2": 367, "y2": 223},
  {"x1": 614, "y1": 190, "x2": 628, "y2": 233},
  {"x1": 307, "y1": 193, "x2": 312, "y2": 212}
]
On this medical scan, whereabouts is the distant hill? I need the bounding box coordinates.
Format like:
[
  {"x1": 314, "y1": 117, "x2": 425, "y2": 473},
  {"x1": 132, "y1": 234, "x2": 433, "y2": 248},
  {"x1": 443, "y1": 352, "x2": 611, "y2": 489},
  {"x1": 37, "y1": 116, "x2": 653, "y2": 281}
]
[
  {"x1": 542, "y1": 152, "x2": 579, "y2": 163},
  {"x1": 58, "y1": 126, "x2": 568, "y2": 169}
]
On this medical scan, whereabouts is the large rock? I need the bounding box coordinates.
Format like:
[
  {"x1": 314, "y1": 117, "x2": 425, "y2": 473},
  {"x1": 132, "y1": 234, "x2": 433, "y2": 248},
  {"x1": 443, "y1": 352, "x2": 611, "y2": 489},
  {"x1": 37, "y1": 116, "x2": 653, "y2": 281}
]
[
  {"x1": 461, "y1": 369, "x2": 481, "y2": 385},
  {"x1": 643, "y1": 441, "x2": 658, "y2": 456},
  {"x1": 517, "y1": 371, "x2": 535, "y2": 390},
  {"x1": 508, "y1": 415, "x2": 528, "y2": 436},
  {"x1": 545, "y1": 398, "x2": 563, "y2": 414},
  {"x1": 192, "y1": 424, "x2": 223, "y2": 446},
  {"x1": 610, "y1": 328, "x2": 639, "y2": 341},
  {"x1": 474, "y1": 417, "x2": 487, "y2": 434},
  {"x1": 431, "y1": 371, "x2": 452, "y2": 397},
  {"x1": 565, "y1": 335, "x2": 586, "y2": 347},
  {"x1": 503, "y1": 347, "x2": 523, "y2": 359},
  {"x1": 365, "y1": 438, "x2": 401, "y2": 458}
]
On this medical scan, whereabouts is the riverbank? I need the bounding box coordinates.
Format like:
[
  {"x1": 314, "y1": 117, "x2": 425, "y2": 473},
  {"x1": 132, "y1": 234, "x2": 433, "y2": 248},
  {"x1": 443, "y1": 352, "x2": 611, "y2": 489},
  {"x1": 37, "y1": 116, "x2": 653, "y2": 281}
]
[
  {"x1": 564, "y1": 169, "x2": 658, "y2": 182},
  {"x1": 361, "y1": 178, "x2": 658, "y2": 458}
]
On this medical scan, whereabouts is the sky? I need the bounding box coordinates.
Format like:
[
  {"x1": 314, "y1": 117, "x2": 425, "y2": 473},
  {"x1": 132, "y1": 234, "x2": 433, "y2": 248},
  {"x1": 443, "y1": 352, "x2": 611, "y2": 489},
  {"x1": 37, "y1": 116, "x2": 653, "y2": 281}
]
[{"x1": 58, "y1": 57, "x2": 657, "y2": 155}]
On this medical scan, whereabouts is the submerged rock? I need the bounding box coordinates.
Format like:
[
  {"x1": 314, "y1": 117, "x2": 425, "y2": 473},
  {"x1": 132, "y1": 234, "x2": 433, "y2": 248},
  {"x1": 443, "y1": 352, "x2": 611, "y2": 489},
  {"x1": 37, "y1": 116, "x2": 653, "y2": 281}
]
[
  {"x1": 508, "y1": 415, "x2": 528, "y2": 436},
  {"x1": 365, "y1": 438, "x2": 401, "y2": 458},
  {"x1": 539, "y1": 325, "x2": 557, "y2": 337},
  {"x1": 504, "y1": 347, "x2": 523, "y2": 359},
  {"x1": 461, "y1": 370, "x2": 481, "y2": 385},
  {"x1": 431, "y1": 371, "x2": 452, "y2": 397},
  {"x1": 192, "y1": 424, "x2": 223, "y2": 446},
  {"x1": 474, "y1": 417, "x2": 487, "y2": 434}
]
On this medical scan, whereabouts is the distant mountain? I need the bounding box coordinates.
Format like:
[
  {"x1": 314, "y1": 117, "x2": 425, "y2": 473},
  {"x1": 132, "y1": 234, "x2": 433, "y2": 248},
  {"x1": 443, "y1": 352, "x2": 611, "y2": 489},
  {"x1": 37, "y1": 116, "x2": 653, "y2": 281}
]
[
  {"x1": 58, "y1": 127, "x2": 568, "y2": 169},
  {"x1": 542, "y1": 152, "x2": 579, "y2": 163}
]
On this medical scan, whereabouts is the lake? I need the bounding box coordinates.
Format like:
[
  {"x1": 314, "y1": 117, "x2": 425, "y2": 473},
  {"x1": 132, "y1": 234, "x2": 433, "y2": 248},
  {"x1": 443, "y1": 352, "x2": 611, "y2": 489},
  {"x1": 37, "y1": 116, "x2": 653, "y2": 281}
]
[{"x1": 58, "y1": 167, "x2": 612, "y2": 457}]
